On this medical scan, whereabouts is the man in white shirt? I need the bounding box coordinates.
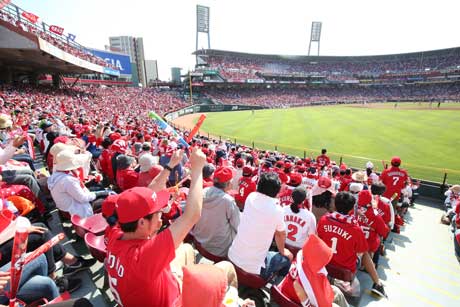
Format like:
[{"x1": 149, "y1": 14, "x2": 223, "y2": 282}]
[{"x1": 228, "y1": 172, "x2": 293, "y2": 281}]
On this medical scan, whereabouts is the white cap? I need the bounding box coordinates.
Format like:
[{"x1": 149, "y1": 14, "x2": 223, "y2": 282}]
[{"x1": 366, "y1": 161, "x2": 374, "y2": 169}]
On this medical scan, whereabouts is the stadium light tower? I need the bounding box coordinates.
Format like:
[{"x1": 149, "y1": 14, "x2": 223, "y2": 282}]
[
  {"x1": 196, "y1": 5, "x2": 211, "y2": 51},
  {"x1": 308, "y1": 21, "x2": 322, "y2": 56}
]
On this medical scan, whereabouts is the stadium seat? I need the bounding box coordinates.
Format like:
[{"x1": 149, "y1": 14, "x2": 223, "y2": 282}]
[
  {"x1": 270, "y1": 285, "x2": 301, "y2": 307},
  {"x1": 193, "y1": 238, "x2": 227, "y2": 263},
  {"x1": 71, "y1": 213, "x2": 108, "y2": 238},
  {"x1": 326, "y1": 263, "x2": 355, "y2": 282},
  {"x1": 84, "y1": 232, "x2": 107, "y2": 262},
  {"x1": 233, "y1": 264, "x2": 267, "y2": 289}
]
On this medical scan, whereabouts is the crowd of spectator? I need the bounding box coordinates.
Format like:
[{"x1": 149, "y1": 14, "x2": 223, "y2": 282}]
[
  {"x1": 202, "y1": 49, "x2": 460, "y2": 81},
  {"x1": 0, "y1": 9, "x2": 116, "y2": 70},
  {"x1": 203, "y1": 83, "x2": 460, "y2": 107},
  {"x1": 0, "y1": 81, "x2": 425, "y2": 306}
]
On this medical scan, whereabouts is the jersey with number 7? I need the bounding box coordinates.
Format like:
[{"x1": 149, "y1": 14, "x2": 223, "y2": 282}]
[
  {"x1": 379, "y1": 166, "x2": 408, "y2": 199},
  {"x1": 317, "y1": 214, "x2": 368, "y2": 273}
]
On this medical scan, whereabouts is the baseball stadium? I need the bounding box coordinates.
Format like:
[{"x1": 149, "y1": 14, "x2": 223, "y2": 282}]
[{"x1": 0, "y1": 1, "x2": 460, "y2": 307}]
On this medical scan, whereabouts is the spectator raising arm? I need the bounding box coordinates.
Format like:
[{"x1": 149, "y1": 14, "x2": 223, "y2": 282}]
[{"x1": 169, "y1": 147, "x2": 207, "y2": 248}]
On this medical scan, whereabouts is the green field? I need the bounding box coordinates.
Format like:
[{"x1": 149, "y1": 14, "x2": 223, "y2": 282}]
[{"x1": 198, "y1": 103, "x2": 460, "y2": 183}]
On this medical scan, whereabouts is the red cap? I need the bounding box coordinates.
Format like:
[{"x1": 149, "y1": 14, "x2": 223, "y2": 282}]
[
  {"x1": 391, "y1": 156, "x2": 401, "y2": 164},
  {"x1": 117, "y1": 187, "x2": 169, "y2": 223},
  {"x1": 214, "y1": 166, "x2": 233, "y2": 183},
  {"x1": 317, "y1": 176, "x2": 332, "y2": 189},
  {"x1": 358, "y1": 190, "x2": 373, "y2": 206},
  {"x1": 109, "y1": 132, "x2": 121, "y2": 141},
  {"x1": 284, "y1": 161, "x2": 292, "y2": 169},
  {"x1": 297, "y1": 165, "x2": 306, "y2": 172},
  {"x1": 288, "y1": 173, "x2": 302, "y2": 186},
  {"x1": 111, "y1": 139, "x2": 127, "y2": 154},
  {"x1": 236, "y1": 158, "x2": 244, "y2": 167},
  {"x1": 275, "y1": 160, "x2": 284, "y2": 168},
  {"x1": 101, "y1": 194, "x2": 119, "y2": 218},
  {"x1": 53, "y1": 136, "x2": 70, "y2": 144},
  {"x1": 242, "y1": 166, "x2": 253, "y2": 176}
]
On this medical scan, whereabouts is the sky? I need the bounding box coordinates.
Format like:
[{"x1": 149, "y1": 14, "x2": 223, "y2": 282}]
[{"x1": 12, "y1": 0, "x2": 460, "y2": 80}]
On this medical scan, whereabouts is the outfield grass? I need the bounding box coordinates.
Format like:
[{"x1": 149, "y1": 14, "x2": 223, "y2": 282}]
[{"x1": 198, "y1": 103, "x2": 460, "y2": 183}]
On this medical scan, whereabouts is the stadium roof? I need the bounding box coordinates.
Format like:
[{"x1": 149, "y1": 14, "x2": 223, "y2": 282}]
[
  {"x1": 0, "y1": 19, "x2": 118, "y2": 76},
  {"x1": 194, "y1": 47, "x2": 460, "y2": 62}
]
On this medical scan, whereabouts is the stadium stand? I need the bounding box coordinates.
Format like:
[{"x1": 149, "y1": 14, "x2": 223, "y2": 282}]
[{"x1": 2, "y1": 2, "x2": 460, "y2": 307}]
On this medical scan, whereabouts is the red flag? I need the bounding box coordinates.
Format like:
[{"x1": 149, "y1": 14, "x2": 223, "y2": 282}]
[
  {"x1": 21, "y1": 11, "x2": 39, "y2": 24},
  {"x1": 185, "y1": 114, "x2": 206, "y2": 143},
  {"x1": 0, "y1": 0, "x2": 11, "y2": 10},
  {"x1": 49, "y1": 25, "x2": 64, "y2": 35}
]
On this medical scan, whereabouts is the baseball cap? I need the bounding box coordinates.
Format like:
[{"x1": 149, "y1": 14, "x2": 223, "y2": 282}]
[
  {"x1": 214, "y1": 166, "x2": 233, "y2": 183},
  {"x1": 235, "y1": 158, "x2": 244, "y2": 168},
  {"x1": 242, "y1": 165, "x2": 253, "y2": 176},
  {"x1": 117, "y1": 187, "x2": 169, "y2": 223},
  {"x1": 102, "y1": 194, "x2": 119, "y2": 218},
  {"x1": 391, "y1": 156, "x2": 401, "y2": 165},
  {"x1": 317, "y1": 177, "x2": 332, "y2": 189},
  {"x1": 358, "y1": 190, "x2": 373, "y2": 206},
  {"x1": 288, "y1": 173, "x2": 302, "y2": 187}
]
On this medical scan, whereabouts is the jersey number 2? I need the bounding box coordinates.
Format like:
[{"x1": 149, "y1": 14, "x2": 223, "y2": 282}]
[{"x1": 287, "y1": 224, "x2": 298, "y2": 242}]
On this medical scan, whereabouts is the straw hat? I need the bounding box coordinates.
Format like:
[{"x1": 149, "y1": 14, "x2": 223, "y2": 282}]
[
  {"x1": 54, "y1": 150, "x2": 88, "y2": 171},
  {"x1": 450, "y1": 185, "x2": 460, "y2": 194},
  {"x1": 352, "y1": 171, "x2": 368, "y2": 182},
  {"x1": 0, "y1": 114, "x2": 12, "y2": 129}
]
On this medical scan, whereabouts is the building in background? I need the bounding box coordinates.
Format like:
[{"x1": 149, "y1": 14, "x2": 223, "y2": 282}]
[
  {"x1": 171, "y1": 67, "x2": 182, "y2": 84},
  {"x1": 145, "y1": 60, "x2": 159, "y2": 85},
  {"x1": 109, "y1": 36, "x2": 147, "y2": 86}
]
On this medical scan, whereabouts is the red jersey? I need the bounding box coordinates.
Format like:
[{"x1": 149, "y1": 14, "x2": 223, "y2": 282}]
[
  {"x1": 316, "y1": 154, "x2": 330, "y2": 167},
  {"x1": 137, "y1": 166, "x2": 163, "y2": 187},
  {"x1": 317, "y1": 213, "x2": 368, "y2": 273},
  {"x1": 116, "y1": 169, "x2": 139, "y2": 191},
  {"x1": 235, "y1": 176, "x2": 256, "y2": 205},
  {"x1": 376, "y1": 197, "x2": 392, "y2": 226},
  {"x1": 356, "y1": 206, "x2": 390, "y2": 253},
  {"x1": 106, "y1": 228, "x2": 180, "y2": 307},
  {"x1": 338, "y1": 176, "x2": 352, "y2": 192},
  {"x1": 380, "y1": 166, "x2": 408, "y2": 199},
  {"x1": 99, "y1": 149, "x2": 115, "y2": 181}
]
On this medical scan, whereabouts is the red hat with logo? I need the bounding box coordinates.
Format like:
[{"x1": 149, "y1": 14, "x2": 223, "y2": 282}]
[
  {"x1": 117, "y1": 187, "x2": 169, "y2": 223},
  {"x1": 358, "y1": 190, "x2": 373, "y2": 207},
  {"x1": 214, "y1": 166, "x2": 233, "y2": 183}
]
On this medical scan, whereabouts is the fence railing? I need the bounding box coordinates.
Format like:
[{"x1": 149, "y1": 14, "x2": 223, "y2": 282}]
[{"x1": 172, "y1": 123, "x2": 460, "y2": 185}]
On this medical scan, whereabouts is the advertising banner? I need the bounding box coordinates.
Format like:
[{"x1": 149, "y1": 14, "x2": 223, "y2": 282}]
[{"x1": 88, "y1": 48, "x2": 132, "y2": 75}]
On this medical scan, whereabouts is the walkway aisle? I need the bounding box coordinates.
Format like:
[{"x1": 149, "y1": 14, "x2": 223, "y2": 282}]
[{"x1": 359, "y1": 199, "x2": 460, "y2": 307}]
